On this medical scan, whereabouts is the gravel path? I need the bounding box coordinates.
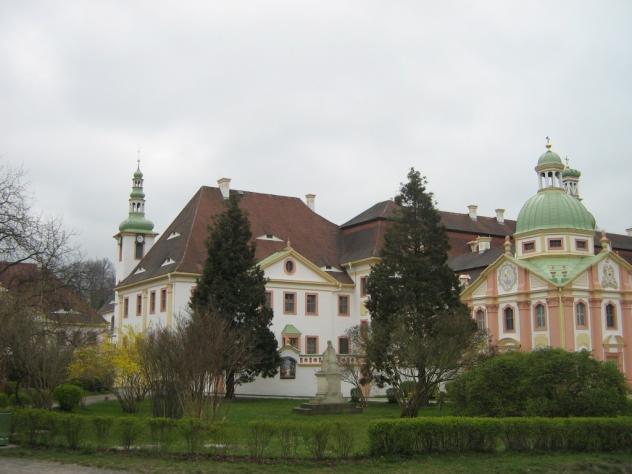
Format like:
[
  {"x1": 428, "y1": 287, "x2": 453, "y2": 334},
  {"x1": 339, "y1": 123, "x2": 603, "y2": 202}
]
[{"x1": 0, "y1": 457, "x2": 125, "y2": 473}]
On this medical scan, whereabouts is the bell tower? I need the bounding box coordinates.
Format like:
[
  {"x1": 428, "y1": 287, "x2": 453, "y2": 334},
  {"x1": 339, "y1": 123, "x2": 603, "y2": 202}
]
[{"x1": 114, "y1": 160, "x2": 157, "y2": 283}]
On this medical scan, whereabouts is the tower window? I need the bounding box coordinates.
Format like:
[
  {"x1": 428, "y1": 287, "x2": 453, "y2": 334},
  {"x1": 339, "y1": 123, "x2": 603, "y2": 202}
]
[
  {"x1": 124, "y1": 298, "x2": 129, "y2": 318},
  {"x1": 135, "y1": 241, "x2": 144, "y2": 259},
  {"x1": 575, "y1": 239, "x2": 588, "y2": 251},
  {"x1": 136, "y1": 294, "x2": 142, "y2": 316},
  {"x1": 149, "y1": 291, "x2": 156, "y2": 314},
  {"x1": 548, "y1": 239, "x2": 563, "y2": 250},
  {"x1": 360, "y1": 276, "x2": 367, "y2": 297},
  {"x1": 160, "y1": 288, "x2": 167, "y2": 312}
]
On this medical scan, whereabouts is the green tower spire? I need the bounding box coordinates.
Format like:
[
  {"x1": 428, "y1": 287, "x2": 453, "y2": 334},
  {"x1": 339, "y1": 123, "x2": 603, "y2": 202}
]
[{"x1": 119, "y1": 160, "x2": 155, "y2": 233}]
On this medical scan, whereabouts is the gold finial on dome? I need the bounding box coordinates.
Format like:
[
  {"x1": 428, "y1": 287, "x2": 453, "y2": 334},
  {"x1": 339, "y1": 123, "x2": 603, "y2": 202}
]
[{"x1": 545, "y1": 136, "x2": 551, "y2": 149}]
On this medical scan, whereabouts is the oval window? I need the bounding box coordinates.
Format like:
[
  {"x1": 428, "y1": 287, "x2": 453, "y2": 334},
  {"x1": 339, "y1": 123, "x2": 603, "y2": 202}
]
[{"x1": 285, "y1": 259, "x2": 295, "y2": 274}]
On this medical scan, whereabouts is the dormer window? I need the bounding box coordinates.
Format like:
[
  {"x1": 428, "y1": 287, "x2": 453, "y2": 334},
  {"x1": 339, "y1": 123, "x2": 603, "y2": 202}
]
[
  {"x1": 256, "y1": 234, "x2": 283, "y2": 242},
  {"x1": 167, "y1": 232, "x2": 181, "y2": 240},
  {"x1": 134, "y1": 267, "x2": 146, "y2": 274},
  {"x1": 161, "y1": 257, "x2": 176, "y2": 267}
]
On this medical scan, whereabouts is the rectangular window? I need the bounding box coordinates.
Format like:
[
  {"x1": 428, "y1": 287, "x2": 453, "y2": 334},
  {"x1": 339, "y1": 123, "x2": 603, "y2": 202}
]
[
  {"x1": 264, "y1": 291, "x2": 272, "y2": 310},
  {"x1": 575, "y1": 239, "x2": 588, "y2": 251},
  {"x1": 284, "y1": 292, "x2": 296, "y2": 314},
  {"x1": 338, "y1": 337, "x2": 350, "y2": 355},
  {"x1": 288, "y1": 336, "x2": 299, "y2": 350},
  {"x1": 522, "y1": 241, "x2": 535, "y2": 253},
  {"x1": 305, "y1": 336, "x2": 318, "y2": 354},
  {"x1": 338, "y1": 295, "x2": 350, "y2": 316},
  {"x1": 305, "y1": 293, "x2": 318, "y2": 315},
  {"x1": 360, "y1": 277, "x2": 367, "y2": 297},
  {"x1": 160, "y1": 288, "x2": 167, "y2": 312},
  {"x1": 136, "y1": 294, "x2": 142, "y2": 316},
  {"x1": 149, "y1": 291, "x2": 156, "y2": 314},
  {"x1": 118, "y1": 241, "x2": 123, "y2": 262},
  {"x1": 124, "y1": 297, "x2": 129, "y2": 318},
  {"x1": 360, "y1": 319, "x2": 369, "y2": 337},
  {"x1": 548, "y1": 238, "x2": 563, "y2": 250}
]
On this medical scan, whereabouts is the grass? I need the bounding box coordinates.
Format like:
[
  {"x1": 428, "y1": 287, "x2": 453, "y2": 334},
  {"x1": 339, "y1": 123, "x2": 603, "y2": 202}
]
[
  {"x1": 3, "y1": 447, "x2": 632, "y2": 473},
  {"x1": 74, "y1": 397, "x2": 450, "y2": 456}
]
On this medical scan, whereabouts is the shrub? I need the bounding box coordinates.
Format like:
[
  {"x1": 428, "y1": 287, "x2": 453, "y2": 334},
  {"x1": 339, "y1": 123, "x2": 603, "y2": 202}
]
[
  {"x1": 178, "y1": 418, "x2": 207, "y2": 454},
  {"x1": 0, "y1": 393, "x2": 8, "y2": 410},
  {"x1": 11, "y1": 409, "x2": 49, "y2": 445},
  {"x1": 278, "y1": 422, "x2": 301, "y2": 458},
  {"x1": 451, "y1": 349, "x2": 628, "y2": 417},
  {"x1": 118, "y1": 418, "x2": 144, "y2": 450},
  {"x1": 53, "y1": 384, "x2": 84, "y2": 412},
  {"x1": 148, "y1": 417, "x2": 177, "y2": 451},
  {"x1": 368, "y1": 417, "x2": 632, "y2": 456},
  {"x1": 92, "y1": 416, "x2": 114, "y2": 449},
  {"x1": 385, "y1": 388, "x2": 397, "y2": 404},
  {"x1": 247, "y1": 420, "x2": 276, "y2": 461},
  {"x1": 302, "y1": 422, "x2": 330, "y2": 459},
  {"x1": 4, "y1": 381, "x2": 17, "y2": 396},
  {"x1": 9, "y1": 390, "x2": 32, "y2": 408},
  {"x1": 331, "y1": 422, "x2": 355, "y2": 458},
  {"x1": 61, "y1": 415, "x2": 84, "y2": 449}
]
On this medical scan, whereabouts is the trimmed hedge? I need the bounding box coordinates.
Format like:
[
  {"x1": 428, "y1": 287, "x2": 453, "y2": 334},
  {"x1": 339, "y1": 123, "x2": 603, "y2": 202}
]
[{"x1": 369, "y1": 417, "x2": 632, "y2": 455}]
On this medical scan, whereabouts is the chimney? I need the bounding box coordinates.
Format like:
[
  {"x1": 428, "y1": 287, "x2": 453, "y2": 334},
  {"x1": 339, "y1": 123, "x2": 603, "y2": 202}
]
[
  {"x1": 627, "y1": 228, "x2": 632, "y2": 237},
  {"x1": 495, "y1": 208, "x2": 505, "y2": 224},
  {"x1": 477, "y1": 236, "x2": 491, "y2": 254},
  {"x1": 218, "y1": 178, "x2": 231, "y2": 200},
  {"x1": 467, "y1": 204, "x2": 478, "y2": 221},
  {"x1": 305, "y1": 193, "x2": 316, "y2": 212}
]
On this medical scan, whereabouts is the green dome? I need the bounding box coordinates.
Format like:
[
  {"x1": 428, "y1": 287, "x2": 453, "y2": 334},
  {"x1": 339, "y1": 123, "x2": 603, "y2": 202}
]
[
  {"x1": 119, "y1": 215, "x2": 154, "y2": 233},
  {"x1": 562, "y1": 167, "x2": 581, "y2": 178},
  {"x1": 537, "y1": 149, "x2": 564, "y2": 168},
  {"x1": 516, "y1": 189, "x2": 595, "y2": 234},
  {"x1": 134, "y1": 168, "x2": 143, "y2": 179}
]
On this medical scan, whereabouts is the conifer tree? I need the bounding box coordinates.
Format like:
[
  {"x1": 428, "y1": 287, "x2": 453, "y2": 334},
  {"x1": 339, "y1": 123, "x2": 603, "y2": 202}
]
[
  {"x1": 190, "y1": 194, "x2": 279, "y2": 398},
  {"x1": 366, "y1": 168, "x2": 479, "y2": 417}
]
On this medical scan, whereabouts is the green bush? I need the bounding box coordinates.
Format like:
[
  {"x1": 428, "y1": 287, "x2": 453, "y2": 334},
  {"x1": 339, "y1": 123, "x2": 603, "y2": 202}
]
[
  {"x1": 92, "y1": 416, "x2": 114, "y2": 449},
  {"x1": 118, "y1": 418, "x2": 144, "y2": 450},
  {"x1": 178, "y1": 418, "x2": 207, "y2": 454},
  {"x1": 368, "y1": 417, "x2": 632, "y2": 456},
  {"x1": 331, "y1": 422, "x2": 355, "y2": 458},
  {"x1": 53, "y1": 384, "x2": 84, "y2": 412},
  {"x1": 278, "y1": 422, "x2": 301, "y2": 458},
  {"x1": 302, "y1": 422, "x2": 330, "y2": 459},
  {"x1": 10, "y1": 409, "x2": 50, "y2": 445},
  {"x1": 9, "y1": 390, "x2": 32, "y2": 408},
  {"x1": 148, "y1": 417, "x2": 177, "y2": 451},
  {"x1": 451, "y1": 349, "x2": 628, "y2": 417},
  {"x1": 4, "y1": 381, "x2": 17, "y2": 396},
  {"x1": 61, "y1": 415, "x2": 84, "y2": 449},
  {"x1": 247, "y1": 420, "x2": 276, "y2": 461}
]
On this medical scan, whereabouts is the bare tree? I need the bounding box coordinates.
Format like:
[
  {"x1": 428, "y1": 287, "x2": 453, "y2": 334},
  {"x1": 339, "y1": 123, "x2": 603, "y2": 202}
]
[
  {"x1": 340, "y1": 324, "x2": 373, "y2": 407},
  {"x1": 61, "y1": 258, "x2": 115, "y2": 310}
]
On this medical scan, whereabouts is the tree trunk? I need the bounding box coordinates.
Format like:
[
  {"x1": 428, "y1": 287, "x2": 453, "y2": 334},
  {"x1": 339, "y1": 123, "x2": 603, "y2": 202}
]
[{"x1": 224, "y1": 370, "x2": 235, "y2": 399}]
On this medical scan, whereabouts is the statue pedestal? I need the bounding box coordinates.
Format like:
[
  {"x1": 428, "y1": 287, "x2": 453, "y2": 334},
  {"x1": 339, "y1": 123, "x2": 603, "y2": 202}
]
[{"x1": 293, "y1": 340, "x2": 363, "y2": 415}]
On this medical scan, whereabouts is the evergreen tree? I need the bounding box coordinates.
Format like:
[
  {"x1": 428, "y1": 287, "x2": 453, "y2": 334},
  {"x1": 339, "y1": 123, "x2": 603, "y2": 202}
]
[
  {"x1": 190, "y1": 194, "x2": 279, "y2": 398},
  {"x1": 366, "y1": 168, "x2": 480, "y2": 417}
]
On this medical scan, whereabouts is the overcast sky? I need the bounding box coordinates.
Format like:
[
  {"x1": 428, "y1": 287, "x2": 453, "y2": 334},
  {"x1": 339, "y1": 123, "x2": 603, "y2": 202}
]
[{"x1": 2, "y1": 1, "x2": 631, "y2": 260}]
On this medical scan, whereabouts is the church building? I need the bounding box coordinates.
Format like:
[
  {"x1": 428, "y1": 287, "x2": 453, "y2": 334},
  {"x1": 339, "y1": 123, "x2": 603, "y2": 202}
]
[{"x1": 110, "y1": 142, "x2": 632, "y2": 397}]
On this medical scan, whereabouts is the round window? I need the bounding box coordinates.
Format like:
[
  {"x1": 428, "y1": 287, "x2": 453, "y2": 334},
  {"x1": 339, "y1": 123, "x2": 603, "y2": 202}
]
[{"x1": 285, "y1": 259, "x2": 295, "y2": 274}]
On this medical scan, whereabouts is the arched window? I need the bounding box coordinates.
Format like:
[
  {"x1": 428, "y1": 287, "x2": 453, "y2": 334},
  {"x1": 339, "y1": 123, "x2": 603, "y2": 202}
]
[
  {"x1": 534, "y1": 304, "x2": 546, "y2": 330},
  {"x1": 504, "y1": 307, "x2": 515, "y2": 332},
  {"x1": 576, "y1": 302, "x2": 587, "y2": 328},
  {"x1": 475, "y1": 309, "x2": 486, "y2": 331},
  {"x1": 605, "y1": 303, "x2": 616, "y2": 329}
]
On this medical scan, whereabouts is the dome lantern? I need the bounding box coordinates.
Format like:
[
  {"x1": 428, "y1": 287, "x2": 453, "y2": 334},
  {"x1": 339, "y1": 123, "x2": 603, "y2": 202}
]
[{"x1": 535, "y1": 138, "x2": 565, "y2": 190}]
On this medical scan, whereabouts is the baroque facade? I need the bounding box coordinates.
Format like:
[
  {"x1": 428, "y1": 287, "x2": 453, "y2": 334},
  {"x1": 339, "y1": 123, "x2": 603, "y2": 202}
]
[{"x1": 109, "y1": 143, "x2": 632, "y2": 397}]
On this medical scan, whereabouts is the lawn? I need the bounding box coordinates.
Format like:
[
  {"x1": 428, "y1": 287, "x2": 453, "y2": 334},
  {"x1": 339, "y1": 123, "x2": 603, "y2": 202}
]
[{"x1": 75, "y1": 397, "x2": 451, "y2": 456}]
